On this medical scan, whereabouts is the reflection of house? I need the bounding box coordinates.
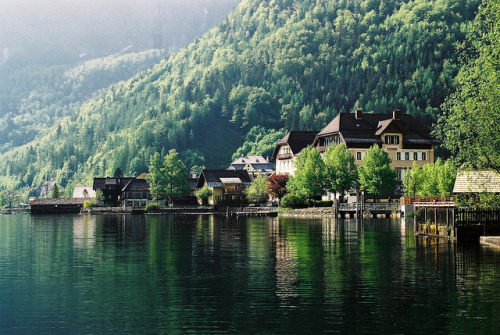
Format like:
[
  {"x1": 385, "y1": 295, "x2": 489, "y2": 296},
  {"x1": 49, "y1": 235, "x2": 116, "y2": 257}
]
[
  {"x1": 453, "y1": 170, "x2": 500, "y2": 193},
  {"x1": 312, "y1": 109, "x2": 439, "y2": 180},
  {"x1": 228, "y1": 155, "x2": 274, "y2": 177},
  {"x1": 72, "y1": 186, "x2": 96, "y2": 198},
  {"x1": 93, "y1": 177, "x2": 151, "y2": 207},
  {"x1": 196, "y1": 170, "x2": 252, "y2": 205},
  {"x1": 271, "y1": 131, "x2": 318, "y2": 175}
]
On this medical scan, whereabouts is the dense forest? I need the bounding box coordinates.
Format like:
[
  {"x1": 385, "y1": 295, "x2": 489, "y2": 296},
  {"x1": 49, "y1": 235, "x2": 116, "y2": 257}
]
[{"x1": 0, "y1": 0, "x2": 482, "y2": 193}]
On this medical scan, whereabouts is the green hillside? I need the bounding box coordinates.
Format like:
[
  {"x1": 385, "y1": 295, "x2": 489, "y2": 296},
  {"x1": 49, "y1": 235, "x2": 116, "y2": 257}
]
[{"x1": 0, "y1": 0, "x2": 481, "y2": 191}]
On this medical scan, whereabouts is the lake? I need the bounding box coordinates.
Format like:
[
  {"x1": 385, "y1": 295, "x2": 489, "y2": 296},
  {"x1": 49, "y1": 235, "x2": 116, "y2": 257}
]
[{"x1": 0, "y1": 214, "x2": 499, "y2": 334}]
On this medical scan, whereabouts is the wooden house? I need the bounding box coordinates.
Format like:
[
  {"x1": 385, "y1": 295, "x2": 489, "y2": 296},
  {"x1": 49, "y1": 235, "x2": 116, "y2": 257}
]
[
  {"x1": 196, "y1": 170, "x2": 252, "y2": 206},
  {"x1": 93, "y1": 177, "x2": 151, "y2": 207}
]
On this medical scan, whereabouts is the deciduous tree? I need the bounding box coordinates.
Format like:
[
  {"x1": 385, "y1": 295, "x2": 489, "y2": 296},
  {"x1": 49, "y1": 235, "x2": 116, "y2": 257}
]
[
  {"x1": 358, "y1": 145, "x2": 397, "y2": 200},
  {"x1": 323, "y1": 144, "x2": 358, "y2": 202}
]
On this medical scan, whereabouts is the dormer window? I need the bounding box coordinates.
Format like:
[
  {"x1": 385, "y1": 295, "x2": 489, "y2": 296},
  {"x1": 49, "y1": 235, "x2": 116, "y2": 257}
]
[{"x1": 385, "y1": 135, "x2": 400, "y2": 145}]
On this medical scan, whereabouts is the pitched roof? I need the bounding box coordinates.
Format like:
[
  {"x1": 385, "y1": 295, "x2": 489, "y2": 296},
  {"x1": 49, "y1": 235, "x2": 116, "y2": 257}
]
[
  {"x1": 122, "y1": 179, "x2": 150, "y2": 192},
  {"x1": 196, "y1": 170, "x2": 252, "y2": 188},
  {"x1": 313, "y1": 112, "x2": 439, "y2": 147},
  {"x1": 271, "y1": 131, "x2": 318, "y2": 160},
  {"x1": 231, "y1": 155, "x2": 268, "y2": 165},
  {"x1": 93, "y1": 178, "x2": 149, "y2": 191},
  {"x1": 453, "y1": 170, "x2": 500, "y2": 193}
]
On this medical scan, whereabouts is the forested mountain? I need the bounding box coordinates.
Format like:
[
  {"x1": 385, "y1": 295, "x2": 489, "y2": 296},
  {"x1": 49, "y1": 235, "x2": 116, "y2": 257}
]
[
  {"x1": 0, "y1": 0, "x2": 481, "y2": 192},
  {"x1": 0, "y1": 50, "x2": 164, "y2": 152},
  {"x1": 0, "y1": 0, "x2": 240, "y2": 151}
]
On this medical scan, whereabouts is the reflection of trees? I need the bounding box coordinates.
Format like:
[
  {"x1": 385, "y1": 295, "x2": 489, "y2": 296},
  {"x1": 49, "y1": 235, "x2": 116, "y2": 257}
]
[{"x1": 5, "y1": 214, "x2": 500, "y2": 333}]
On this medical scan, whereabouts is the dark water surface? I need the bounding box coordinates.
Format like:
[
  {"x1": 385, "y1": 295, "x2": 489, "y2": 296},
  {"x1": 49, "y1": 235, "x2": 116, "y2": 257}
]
[{"x1": 1, "y1": 214, "x2": 500, "y2": 334}]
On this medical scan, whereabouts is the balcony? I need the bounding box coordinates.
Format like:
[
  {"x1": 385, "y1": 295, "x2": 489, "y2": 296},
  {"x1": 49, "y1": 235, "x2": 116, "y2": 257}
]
[
  {"x1": 277, "y1": 153, "x2": 293, "y2": 160},
  {"x1": 224, "y1": 188, "x2": 245, "y2": 194}
]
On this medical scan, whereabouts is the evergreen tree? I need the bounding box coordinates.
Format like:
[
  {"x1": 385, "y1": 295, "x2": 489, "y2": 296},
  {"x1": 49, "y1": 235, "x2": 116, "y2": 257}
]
[{"x1": 50, "y1": 184, "x2": 61, "y2": 199}]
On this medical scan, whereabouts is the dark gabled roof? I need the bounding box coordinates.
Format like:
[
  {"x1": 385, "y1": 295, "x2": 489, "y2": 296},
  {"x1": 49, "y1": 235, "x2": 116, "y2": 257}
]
[
  {"x1": 189, "y1": 178, "x2": 198, "y2": 191},
  {"x1": 313, "y1": 112, "x2": 439, "y2": 147},
  {"x1": 122, "y1": 179, "x2": 150, "y2": 192},
  {"x1": 93, "y1": 177, "x2": 149, "y2": 191},
  {"x1": 196, "y1": 170, "x2": 252, "y2": 189},
  {"x1": 271, "y1": 131, "x2": 318, "y2": 160}
]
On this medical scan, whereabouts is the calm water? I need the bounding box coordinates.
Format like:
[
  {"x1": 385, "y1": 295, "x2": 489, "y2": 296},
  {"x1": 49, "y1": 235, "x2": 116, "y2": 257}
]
[{"x1": 0, "y1": 214, "x2": 500, "y2": 334}]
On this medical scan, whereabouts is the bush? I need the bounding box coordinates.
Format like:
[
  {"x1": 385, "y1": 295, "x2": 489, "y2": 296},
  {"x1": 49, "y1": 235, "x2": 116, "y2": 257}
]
[
  {"x1": 309, "y1": 200, "x2": 333, "y2": 207},
  {"x1": 280, "y1": 194, "x2": 307, "y2": 208},
  {"x1": 83, "y1": 200, "x2": 94, "y2": 208},
  {"x1": 145, "y1": 202, "x2": 160, "y2": 212}
]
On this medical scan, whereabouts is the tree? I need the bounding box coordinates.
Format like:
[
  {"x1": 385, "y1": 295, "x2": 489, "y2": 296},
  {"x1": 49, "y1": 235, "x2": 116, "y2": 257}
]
[
  {"x1": 195, "y1": 186, "x2": 213, "y2": 206},
  {"x1": 437, "y1": 159, "x2": 457, "y2": 197},
  {"x1": 50, "y1": 184, "x2": 61, "y2": 198},
  {"x1": 358, "y1": 145, "x2": 397, "y2": 200},
  {"x1": 267, "y1": 173, "x2": 289, "y2": 201},
  {"x1": 246, "y1": 174, "x2": 269, "y2": 203},
  {"x1": 163, "y1": 149, "x2": 190, "y2": 196},
  {"x1": 0, "y1": 190, "x2": 21, "y2": 209},
  {"x1": 323, "y1": 144, "x2": 358, "y2": 202},
  {"x1": 288, "y1": 147, "x2": 326, "y2": 202},
  {"x1": 95, "y1": 189, "x2": 106, "y2": 206},
  {"x1": 146, "y1": 152, "x2": 167, "y2": 201},
  {"x1": 113, "y1": 167, "x2": 123, "y2": 178},
  {"x1": 437, "y1": 0, "x2": 500, "y2": 173},
  {"x1": 402, "y1": 161, "x2": 423, "y2": 197}
]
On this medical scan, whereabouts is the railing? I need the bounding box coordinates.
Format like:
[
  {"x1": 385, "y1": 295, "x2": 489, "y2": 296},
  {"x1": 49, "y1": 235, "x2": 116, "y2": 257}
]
[
  {"x1": 455, "y1": 208, "x2": 500, "y2": 227},
  {"x1": 276, "y1": 153, "x2": 293, "y2": 160},
  {"x1": 401, "y1": 196, "x2": 455, "y2": 206},
  {"x1": 339, "y1": 201, "x2": 399, "y2": 212},
  {"x1": 224, "y1": 188, "x2": 245, "y2": 194}
]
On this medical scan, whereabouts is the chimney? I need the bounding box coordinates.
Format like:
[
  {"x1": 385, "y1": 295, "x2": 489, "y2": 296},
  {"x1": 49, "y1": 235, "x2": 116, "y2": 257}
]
[
  {"x1": 355, "y1": 108, "x2": 363, "y2": 120},
  {"x1": 393, "y1": 109, "x2": 401, "y2": 120}
]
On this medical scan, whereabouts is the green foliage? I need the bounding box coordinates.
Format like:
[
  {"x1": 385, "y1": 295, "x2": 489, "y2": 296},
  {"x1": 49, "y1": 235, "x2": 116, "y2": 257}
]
[
  {"x1": 358, "y1": 145, "x2": 397, "y2": 198},
  {"x1": 231, "y1": 126, "x2": 287, "y2": 161},
  {"x1": 404, "y1": 159, "x2": 457, "y2": 197},
  {"x1": 0, "y1": 0, "x2": 481, "y2": 190},
  {"x1": 323, "y1": 144, "x2": 358, "y2": 200},
  {"x1": 146, "y1": 149, "x2": 190, "y2": 201},
  {"x1": 0, "y1": 190, "x2": 21, "y2": 209},
  {"x1": 50, "y1": 184, "x2": 62, "y2": 199},
  {"x1": 146, "y1": 153, "x2": 166, "y2": 201},
  {"x1": 145, "y1": 202, "x2": 160, "y2": 212},
  {"x1": 288, "y1": 147, "x2": 326, "y2": 200},
  {"x1": 402, "y1": 161, "x2": 423, "y2": 196},
  {"x1": 280, "y1": 193, "x2": 307, "y2": 209},
  {"x1": 83, "y1": 200, "x2": 94, "y2": 208},
  {"x1": 195, "y1": 186, "x2": 213, "y2": 204},
  {"x1": 246, "y1": 174, "x2": 269, "y2": 203},
  {"x1": 437, "y1": 0, "x2": 500, "y2": 172},
  {"x1": 95, "y1": 190, "x2": 105, "y2": 206}
]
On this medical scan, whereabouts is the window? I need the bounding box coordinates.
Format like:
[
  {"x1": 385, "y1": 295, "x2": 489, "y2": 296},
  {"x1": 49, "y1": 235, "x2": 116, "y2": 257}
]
[
  {"x1": 405, "y1": 152, "x2": 410, "y2": 160},
  {"x1": 357, "y1": 152, "x2": 362, "y2": 160},
  {"x1": 422, "y1": 152, "x2": 427, "y2": 161},
  {"x1": 414, "y1": 152, "x2": 418, "y2": 160},
  {"x1": 397, "y1": 152, "x2": 401, "y2": 161},
  {"x1": 385, "y1": 135, "x2": 400, "y2": 145}
]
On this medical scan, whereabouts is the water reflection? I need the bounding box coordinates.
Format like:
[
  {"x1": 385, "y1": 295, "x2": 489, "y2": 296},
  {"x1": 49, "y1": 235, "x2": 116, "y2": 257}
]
[{"x1": 0, "y1": 214, "x2": 499, "y2": 333}]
